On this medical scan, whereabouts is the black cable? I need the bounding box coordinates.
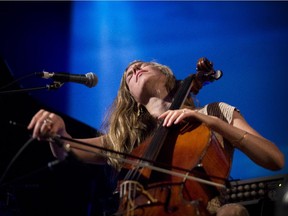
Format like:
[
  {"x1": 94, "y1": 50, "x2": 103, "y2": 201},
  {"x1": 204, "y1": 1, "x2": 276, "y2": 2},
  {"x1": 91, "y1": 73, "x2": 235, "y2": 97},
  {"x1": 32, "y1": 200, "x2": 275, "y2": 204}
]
[
  {"x1": 0, "y1": 73, "x2": 35, "y2": 90},
  {"x1": 0, "y1": 137, "x2": 36, "y2": 187}
]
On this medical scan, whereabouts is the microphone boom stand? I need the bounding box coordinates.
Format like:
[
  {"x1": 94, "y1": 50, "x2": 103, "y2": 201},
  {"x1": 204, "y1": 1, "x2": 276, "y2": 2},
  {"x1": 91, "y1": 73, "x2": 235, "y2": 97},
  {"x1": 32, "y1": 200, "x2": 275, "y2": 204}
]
[{"x1": 0, "y1": 81, "x2": 64, "y2": 95}]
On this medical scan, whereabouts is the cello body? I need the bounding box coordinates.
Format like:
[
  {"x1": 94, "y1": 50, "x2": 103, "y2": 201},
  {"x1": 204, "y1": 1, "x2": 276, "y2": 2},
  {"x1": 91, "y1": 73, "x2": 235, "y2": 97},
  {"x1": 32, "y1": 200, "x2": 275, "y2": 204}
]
[{"x1": 117, "y1": 123, "x2": 233, "y2": 216}]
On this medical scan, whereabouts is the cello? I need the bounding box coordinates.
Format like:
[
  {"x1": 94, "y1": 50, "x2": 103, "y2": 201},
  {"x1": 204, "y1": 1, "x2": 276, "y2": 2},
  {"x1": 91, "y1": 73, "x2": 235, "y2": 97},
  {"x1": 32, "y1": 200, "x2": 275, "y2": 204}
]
[{"x1": 115, "y1": 57, "x2": 232, "y2": 216}]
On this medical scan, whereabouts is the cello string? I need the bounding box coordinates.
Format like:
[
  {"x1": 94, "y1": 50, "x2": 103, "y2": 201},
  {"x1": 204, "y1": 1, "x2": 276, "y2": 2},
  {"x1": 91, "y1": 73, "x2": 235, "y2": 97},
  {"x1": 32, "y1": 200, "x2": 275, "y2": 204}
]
[
  {"x1": 122, "y1": 76, "x2": 194, "y2": 182},
  {"x1": 124, "y1": 126, "x2": 170, "y2": 181}
]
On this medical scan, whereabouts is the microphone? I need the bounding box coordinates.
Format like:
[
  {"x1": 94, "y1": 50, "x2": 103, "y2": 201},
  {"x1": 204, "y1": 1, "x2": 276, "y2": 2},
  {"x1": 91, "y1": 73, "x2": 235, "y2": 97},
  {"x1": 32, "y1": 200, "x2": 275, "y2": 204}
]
[{"x1": 36, "y1": 71, "x2": 98, "y2": 88}]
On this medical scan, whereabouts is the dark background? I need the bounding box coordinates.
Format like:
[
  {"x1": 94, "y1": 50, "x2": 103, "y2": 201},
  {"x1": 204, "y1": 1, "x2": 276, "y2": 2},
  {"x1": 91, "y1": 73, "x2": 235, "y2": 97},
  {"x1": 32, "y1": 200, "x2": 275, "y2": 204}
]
[{"x1": 0, "y1": 1, "x2": 287, "y2": 215}]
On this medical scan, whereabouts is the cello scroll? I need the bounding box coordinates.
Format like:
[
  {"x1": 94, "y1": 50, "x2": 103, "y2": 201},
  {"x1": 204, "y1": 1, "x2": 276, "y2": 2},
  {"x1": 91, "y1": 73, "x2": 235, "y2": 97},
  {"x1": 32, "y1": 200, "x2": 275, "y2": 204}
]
[{"x1": 190, "y1": 57, "x2": 223, "y2": 95}]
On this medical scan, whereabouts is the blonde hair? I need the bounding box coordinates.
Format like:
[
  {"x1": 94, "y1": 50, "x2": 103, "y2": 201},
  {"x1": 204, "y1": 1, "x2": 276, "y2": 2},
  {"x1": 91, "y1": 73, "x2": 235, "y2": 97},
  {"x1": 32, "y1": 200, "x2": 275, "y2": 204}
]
[{"x1": 101, "y1": 61, "x2": 194, "y2": 170}]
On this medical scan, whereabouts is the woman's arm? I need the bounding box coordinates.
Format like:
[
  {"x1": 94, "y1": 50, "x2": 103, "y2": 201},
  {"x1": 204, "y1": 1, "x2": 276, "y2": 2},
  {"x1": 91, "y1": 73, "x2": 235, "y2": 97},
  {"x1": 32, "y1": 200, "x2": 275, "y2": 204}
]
[
  {"x1": 49, "y1": 136, "x2": 107, "y2": 164},
  {"x1": 159, "y1": 108, "x2": 285, "y2": 170},
  {"x1": 27, "y1": 109, "x2": 107, "y2": 164},
  {"x1": 211, "y1": 110, "x2": 284, "y2": 170}
]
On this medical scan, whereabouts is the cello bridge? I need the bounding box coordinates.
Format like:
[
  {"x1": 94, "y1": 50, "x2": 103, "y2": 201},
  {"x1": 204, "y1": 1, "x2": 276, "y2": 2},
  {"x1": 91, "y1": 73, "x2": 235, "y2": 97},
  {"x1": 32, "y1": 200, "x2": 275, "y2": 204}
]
[{"x1": 120, "y1": 180, "x2": 158, "y2": 207}]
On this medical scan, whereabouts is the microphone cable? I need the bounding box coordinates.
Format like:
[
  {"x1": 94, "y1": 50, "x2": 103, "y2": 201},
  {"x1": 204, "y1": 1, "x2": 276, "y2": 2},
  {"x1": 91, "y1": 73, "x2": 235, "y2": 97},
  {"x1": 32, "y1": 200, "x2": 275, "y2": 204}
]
[
  {"x1": 0, "y1": 73, "x2": 35, "y2": 90},
  {"x1": 0, "y1": 136, "x2": 36, "y2": 187}
]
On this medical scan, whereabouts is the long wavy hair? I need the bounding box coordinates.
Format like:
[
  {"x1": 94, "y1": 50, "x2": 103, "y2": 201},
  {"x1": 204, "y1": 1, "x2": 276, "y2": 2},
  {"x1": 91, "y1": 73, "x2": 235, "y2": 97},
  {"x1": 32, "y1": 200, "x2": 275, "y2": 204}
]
[{"x1": 101, "y1": 61, "x2": 195, "y2": 170}]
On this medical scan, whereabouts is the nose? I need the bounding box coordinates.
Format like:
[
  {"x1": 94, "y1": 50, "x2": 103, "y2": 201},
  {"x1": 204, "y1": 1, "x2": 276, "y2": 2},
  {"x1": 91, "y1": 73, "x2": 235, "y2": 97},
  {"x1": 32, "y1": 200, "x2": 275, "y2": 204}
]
[{"x1": 132, "y1": 65, "x2": 141, "y2": 74}]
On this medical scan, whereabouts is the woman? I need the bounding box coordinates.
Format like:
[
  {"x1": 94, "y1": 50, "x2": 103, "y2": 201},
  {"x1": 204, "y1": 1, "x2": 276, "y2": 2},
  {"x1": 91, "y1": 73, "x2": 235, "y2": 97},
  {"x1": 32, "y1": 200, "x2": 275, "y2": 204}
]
[{"x1": 28, "y1": 60, "x2": 284, "y2": 215}]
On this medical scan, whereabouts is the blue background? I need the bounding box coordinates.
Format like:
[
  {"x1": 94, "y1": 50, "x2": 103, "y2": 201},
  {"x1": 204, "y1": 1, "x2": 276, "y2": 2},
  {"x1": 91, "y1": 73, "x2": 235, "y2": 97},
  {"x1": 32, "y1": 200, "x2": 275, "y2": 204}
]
[{"x1": 0, "y1": 1, "x2": 287, "y2": 181}]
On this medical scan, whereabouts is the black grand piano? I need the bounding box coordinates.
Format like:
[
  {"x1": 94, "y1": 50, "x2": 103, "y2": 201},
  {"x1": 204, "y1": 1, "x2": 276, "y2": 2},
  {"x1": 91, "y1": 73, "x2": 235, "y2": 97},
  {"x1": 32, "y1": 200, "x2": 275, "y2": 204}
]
[{"x1": 0, "y1": 57, "x2": 117, "y2": 216}]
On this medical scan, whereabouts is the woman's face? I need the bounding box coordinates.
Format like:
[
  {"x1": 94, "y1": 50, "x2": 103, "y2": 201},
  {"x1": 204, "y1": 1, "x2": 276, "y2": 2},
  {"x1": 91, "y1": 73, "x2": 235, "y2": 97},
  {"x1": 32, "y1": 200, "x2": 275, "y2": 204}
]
[{"x1": 125, "y1": 62, "x2": 168, "y2": 104}]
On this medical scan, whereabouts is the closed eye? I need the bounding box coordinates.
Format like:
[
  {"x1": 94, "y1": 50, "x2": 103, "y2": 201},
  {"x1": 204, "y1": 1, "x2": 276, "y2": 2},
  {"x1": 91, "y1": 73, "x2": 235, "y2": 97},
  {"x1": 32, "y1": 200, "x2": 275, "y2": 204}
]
[{"x1": 126, "y1": 71, "x2": 133, "y2": 83}]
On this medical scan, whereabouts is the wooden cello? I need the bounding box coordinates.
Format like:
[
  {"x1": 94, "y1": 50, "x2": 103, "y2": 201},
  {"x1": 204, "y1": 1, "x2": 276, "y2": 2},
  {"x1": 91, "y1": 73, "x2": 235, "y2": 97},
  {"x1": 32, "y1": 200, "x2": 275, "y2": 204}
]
[{"x1": 115, "y1": 58, "x2": 232, "y2": 216}]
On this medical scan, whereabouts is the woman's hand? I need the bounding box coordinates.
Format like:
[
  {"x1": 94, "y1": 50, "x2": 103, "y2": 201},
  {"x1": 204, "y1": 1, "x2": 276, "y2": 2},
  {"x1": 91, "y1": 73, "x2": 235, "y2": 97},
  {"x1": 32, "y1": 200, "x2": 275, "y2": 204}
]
[
  {"x1": 27, "y1": 109, "x2": 67, "y2": 140},
  {"x1": 158, "y1": 108, "x2": 191, "y2": 127},
  {"x1": 158, "y1": 108, "x2": 215, "y2": 127}
]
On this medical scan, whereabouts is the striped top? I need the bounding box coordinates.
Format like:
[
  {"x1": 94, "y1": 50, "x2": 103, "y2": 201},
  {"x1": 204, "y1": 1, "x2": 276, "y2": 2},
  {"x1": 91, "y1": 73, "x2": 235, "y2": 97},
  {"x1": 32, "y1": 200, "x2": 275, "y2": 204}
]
[{"x1": 198, "y1": 102, "x2": 238, "y2": 124}]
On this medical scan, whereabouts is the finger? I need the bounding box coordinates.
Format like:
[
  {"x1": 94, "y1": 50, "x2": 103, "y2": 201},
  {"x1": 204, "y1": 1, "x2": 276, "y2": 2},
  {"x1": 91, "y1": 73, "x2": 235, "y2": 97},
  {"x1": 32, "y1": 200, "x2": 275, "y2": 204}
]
[
  {"x1": 166, "y1": 109, "x2": 190, "y2": 126},
  {"x1": 174, "y1": 109, "x2": 188, "y2": 124},
  {"x1": 32, "y1": 111, "x2": 53, "y2": 138},
  {"x1": 27, "y1": 109, "x2": 45, "y2": 129},
  {"x1": 158, "y1": 110, "x2": 169, "y2": 119},
  {"x1": 40, "y1": 120, "x2": 53, "y2": 136},
  {"x1": 33, "y1": 116, "x2": 48, "y2": 138},
  {"x1": 162, "y1": 111, "x2": 175, "y2": 126},
  {"x1": 162, "y1": 110, "x2": 182, "y2": 127},
  {"x1": 165, "y1": 111, "x2": 180, "y2": 127},
  {"x1": 40, "y1": 113, "x2": 55, "y2": 134}
]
